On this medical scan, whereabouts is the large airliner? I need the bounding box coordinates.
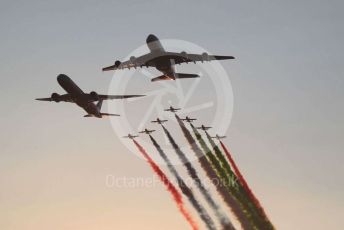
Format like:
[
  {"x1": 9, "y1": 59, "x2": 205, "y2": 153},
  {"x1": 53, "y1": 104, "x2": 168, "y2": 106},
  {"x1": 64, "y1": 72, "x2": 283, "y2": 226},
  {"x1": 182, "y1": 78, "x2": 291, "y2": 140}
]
[
  {"x1": 102, "y1": 34, "x2": 235, "y2": 82},
  {"x1": 36, "y1": 74, "x2": 144, "y2": 118}
]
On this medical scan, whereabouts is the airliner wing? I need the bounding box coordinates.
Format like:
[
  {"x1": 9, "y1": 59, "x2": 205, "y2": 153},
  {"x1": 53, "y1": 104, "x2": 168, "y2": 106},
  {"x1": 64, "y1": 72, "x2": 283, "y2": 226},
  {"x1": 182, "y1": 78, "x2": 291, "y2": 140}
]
[
  {"x1": 103, "y1": 51, "x2": 234, "y2": 71},
  {"x1": 102, "y1": 53, "x2": 156, "y2": 71},
  {"x1": 85, "y1": 94, "x2": 145, "y2": 102},
  {"x1": 35, "y1": 94, "x2": 72, "y2": 102},
  {"x1": 165, "y1": 52, "x2": 235, "y2": 65},
  {"x1": 97, "y1": 94, "x2": 145, "y2": 100}
]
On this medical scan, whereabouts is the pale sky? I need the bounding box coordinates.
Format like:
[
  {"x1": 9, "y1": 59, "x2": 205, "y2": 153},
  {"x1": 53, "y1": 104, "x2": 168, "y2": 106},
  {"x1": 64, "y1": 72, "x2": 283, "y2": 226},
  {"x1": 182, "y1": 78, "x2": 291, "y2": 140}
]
[{"x1": 1, "y1": 0, "x2": 344, "y2": 229}]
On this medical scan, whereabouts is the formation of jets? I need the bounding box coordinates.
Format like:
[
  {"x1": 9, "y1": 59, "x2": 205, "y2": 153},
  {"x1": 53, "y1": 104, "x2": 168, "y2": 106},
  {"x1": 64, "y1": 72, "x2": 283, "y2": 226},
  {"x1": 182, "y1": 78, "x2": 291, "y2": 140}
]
[
  {"x1": 103, "y1": 34, "x2": 234, "y2": 82},
  {"x1": 123, "y1": 106, "x2": 225, "y2": 142},
  {"x1": 36, "y1": 74, "x2": 144, "y2": 118}
]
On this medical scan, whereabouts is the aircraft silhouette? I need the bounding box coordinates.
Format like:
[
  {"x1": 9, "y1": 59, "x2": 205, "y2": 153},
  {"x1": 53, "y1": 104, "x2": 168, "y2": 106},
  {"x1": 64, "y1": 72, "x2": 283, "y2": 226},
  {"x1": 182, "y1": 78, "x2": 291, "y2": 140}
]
[
  {"x1": 181, "y1": 116, "x2": 197, "y2": 123},
  {"x1": 164, "y1": 106, "x2": 181, "y2": 113},
  {"x1": 36, "y1": 74, "x2": 144, "y2": 118},
  {"x1": 196, "y1": 125, "x2": 212, "y2": 131},
  {"x1": 103, "y1": 34, "x2": 235, "y2": 81},
  {"x1": 211, "y1": 134, "x2": 226, "y2": 140},
  {"x1": 139, "y1": 129, "x2": 156, "y2": 134},
  {"x1": 151, "y1": 118, "x2": 168, "y2": 124},
  {"x1": 123, "y1": 134, "x2": 138, "y2": 139}
]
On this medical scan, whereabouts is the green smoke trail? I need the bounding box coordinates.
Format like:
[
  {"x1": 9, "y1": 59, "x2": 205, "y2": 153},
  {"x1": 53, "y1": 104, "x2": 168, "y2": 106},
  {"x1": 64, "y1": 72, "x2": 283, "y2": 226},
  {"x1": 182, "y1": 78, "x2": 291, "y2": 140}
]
[
  {"x1": 218, "y1": 140, "x2": 275, "y2": 230},
  {"x1": 190, "y1": 123, "x2": 278, "y2": 230},
  {"x1": 159, "y1": 126, "x2": 235, "y2": 230},
  {"x1": 195, "y1": 128, "x2": 274, "y2": 230},
  {"x1": 174, "y1": 114, "x2": 253, "y2": 230},
  {"x1": 189, "y1": 124, "x2": 236, "y2": 188},
  {"x1": 189, "y1": 124, "x2": 269, "y2": 230},
  {"x1": 149, "y1": 134, "x2": 217, "y2": 230},
  {"x1": 203, "y1": 131, "x2": 236, "y2": 181}
]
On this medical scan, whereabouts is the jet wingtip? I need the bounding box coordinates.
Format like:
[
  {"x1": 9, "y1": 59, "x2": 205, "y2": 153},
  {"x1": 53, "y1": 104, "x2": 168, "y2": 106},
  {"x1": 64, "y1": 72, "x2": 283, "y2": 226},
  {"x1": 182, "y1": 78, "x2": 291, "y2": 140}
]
[
  {"x1": 35, "y1": 98, "x2": 48, "y2": 101},
  {"x1": 224, "y1": 56, "x2": 235, "y2": 59},
  {"x1": 102, "y1": 66, "x2": 115, "y2": 71}
]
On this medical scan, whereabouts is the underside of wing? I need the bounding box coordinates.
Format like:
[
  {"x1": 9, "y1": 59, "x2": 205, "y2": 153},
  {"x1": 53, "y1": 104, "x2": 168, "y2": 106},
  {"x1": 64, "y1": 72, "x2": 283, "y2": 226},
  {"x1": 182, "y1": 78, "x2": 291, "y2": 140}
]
[
  {"x1": 36, "y1": 97, "x2": 53, "y2": 101},
  {"x1": 102, "y1": 53, "x2": 156, "y2": 71},
  {"x1": 161, "y1": 52, "x2": 235, "y2": 65},
  {"x1": 35, "y1": 93, "x2": 72, "y2": 102},
  {"x1": 98, "y1": 94, "x2": 145, "y2": 100}
]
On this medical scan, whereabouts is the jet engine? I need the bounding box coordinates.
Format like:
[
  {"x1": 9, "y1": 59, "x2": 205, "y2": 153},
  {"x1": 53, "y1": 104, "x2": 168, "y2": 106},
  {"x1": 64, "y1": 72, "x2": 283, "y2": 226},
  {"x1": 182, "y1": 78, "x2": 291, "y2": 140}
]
[
  {"x1": 129, "y1": 56, "x2": 136, "y2": 63},
  {"x1": 180, "y1": 51, "x2": 188, "y2": 58},
  {"x1": 51, "y1": 93, "x2": 60, "y2": 102},
  {"x1": 202, "y1": 52, "x2": 209, "y2": 61},
  {"x1": 115, "y1": 60, "x2": 121, "y2": 67},
  {"x1": 90, "y1": 91, "x2": 99, "y2": 101}
]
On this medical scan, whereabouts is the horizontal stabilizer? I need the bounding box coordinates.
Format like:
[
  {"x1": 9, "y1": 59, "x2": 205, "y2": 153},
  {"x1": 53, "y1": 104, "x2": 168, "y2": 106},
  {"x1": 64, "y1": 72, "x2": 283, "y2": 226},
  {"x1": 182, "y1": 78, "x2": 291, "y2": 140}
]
[
  {"x1": 151, "y1": 75, "x2": 173, "y2": 82},
  {"x1": 151, "y1": 73, "x2": 200, "y2": 82}
]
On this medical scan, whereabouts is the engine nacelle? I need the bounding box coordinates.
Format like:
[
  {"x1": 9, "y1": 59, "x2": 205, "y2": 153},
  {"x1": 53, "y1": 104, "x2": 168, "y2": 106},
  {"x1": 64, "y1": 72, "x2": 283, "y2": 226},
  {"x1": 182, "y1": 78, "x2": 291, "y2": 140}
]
[
  {"x1": 180, "y1": 51, "x2": 187, "y2": 58},
  {"x1": 129, "y1": 56, "x2": 136, "y2": 63},
  {"x1": 90, "y1": 91, "x2": 99, "y2": 101},
  {"x1": 115, "y1": 60, "x2": 121, "y2": 67},
  {"x1": 51, "y1": 93, "x2": 60, "y2": 102},
  {"x1": 202, "y1": 52, "x2": 209, "y2": 61}
]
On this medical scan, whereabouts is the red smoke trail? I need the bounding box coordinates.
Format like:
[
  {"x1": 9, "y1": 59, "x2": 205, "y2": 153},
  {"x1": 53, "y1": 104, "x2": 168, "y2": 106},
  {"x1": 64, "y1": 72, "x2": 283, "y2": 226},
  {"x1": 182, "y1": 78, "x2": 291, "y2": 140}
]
[
  {"x1": 132, "y1": 140, "x2": 198, "y2": 230},
  {"x1": 220, "y1": 141, "x2": 271, "y2": 223}
]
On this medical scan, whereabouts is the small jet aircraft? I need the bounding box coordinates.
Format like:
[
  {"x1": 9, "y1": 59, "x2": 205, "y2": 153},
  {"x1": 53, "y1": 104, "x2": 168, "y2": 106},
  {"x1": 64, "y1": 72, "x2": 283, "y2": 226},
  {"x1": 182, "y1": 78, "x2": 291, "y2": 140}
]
[
  {"x1": 123, "y1": 134, "x2": 138, "y2": 139},
  {"x1": 164, "y1": 106, "x2": 181, "y2": 113},
  {"x1": 196, "y1": 125, "x2": 212, "y2": 131},
  {"x1": 102, "y1": 34, "x2": 235, "y2": 82},
  {"x1": 211, "y1": 134, "x2": 226, "y2": 140},
  {"x1": 36, "y1": 74, "x2": 144, "y2": 118},
  {"x1": 181, "y1": 116, "x2": 197, "y2": 123},
  {"x1": 139, "y1": 129, "x2": 156, "y2": 134},
  {"x1": 151, "y1": 118, "x2": 168, "y2": 124}
]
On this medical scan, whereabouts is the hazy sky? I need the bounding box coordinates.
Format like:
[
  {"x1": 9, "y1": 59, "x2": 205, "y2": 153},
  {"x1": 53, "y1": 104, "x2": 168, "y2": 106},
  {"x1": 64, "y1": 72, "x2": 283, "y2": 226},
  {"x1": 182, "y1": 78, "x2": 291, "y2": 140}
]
[{"x1": 1, "y1": 0, "x2": 344, "y2": 229}]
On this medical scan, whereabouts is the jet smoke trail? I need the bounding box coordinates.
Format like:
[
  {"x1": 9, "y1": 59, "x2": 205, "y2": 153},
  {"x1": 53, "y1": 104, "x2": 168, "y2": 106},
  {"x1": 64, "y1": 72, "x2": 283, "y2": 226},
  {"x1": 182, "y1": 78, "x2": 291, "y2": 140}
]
[
  {"x1": 203, "y1": 131, "x2": 237, "y2": 183},
  {"x1": 159, "y1": 127, "x2": 235, "y2": 230},
  {"x1": 132, "y1": 139, "x2": 198, "y2": 230},
  {"x1": 220, "y1": 141, "x2": 275, "y2": 230},
  {"x1": 189, "y1": 124, "x2": 233, "y2": 190},
  {"x1": 174, "y1": 114, "x2": 253, "y2": 230},
  {"x1": 149, "y1": 134, "x2": 218, "y2": 230},
  {"x1": 205, "y1": 132, "x2": 274, "y2": 229},
  {"x1": 189, "y1": 124, "x2": 262, "y2": 229}
]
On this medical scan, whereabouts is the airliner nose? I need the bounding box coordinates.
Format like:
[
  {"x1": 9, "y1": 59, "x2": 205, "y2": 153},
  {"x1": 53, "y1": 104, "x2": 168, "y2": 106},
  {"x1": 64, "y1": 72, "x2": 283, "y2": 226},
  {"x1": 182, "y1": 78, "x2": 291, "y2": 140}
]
[
  {"x1": 146, "y1": 34, "x2": 158, "y2": 43},
  {"x1": 57, "y1": 74, "x2": 69, "y2": 85}
]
